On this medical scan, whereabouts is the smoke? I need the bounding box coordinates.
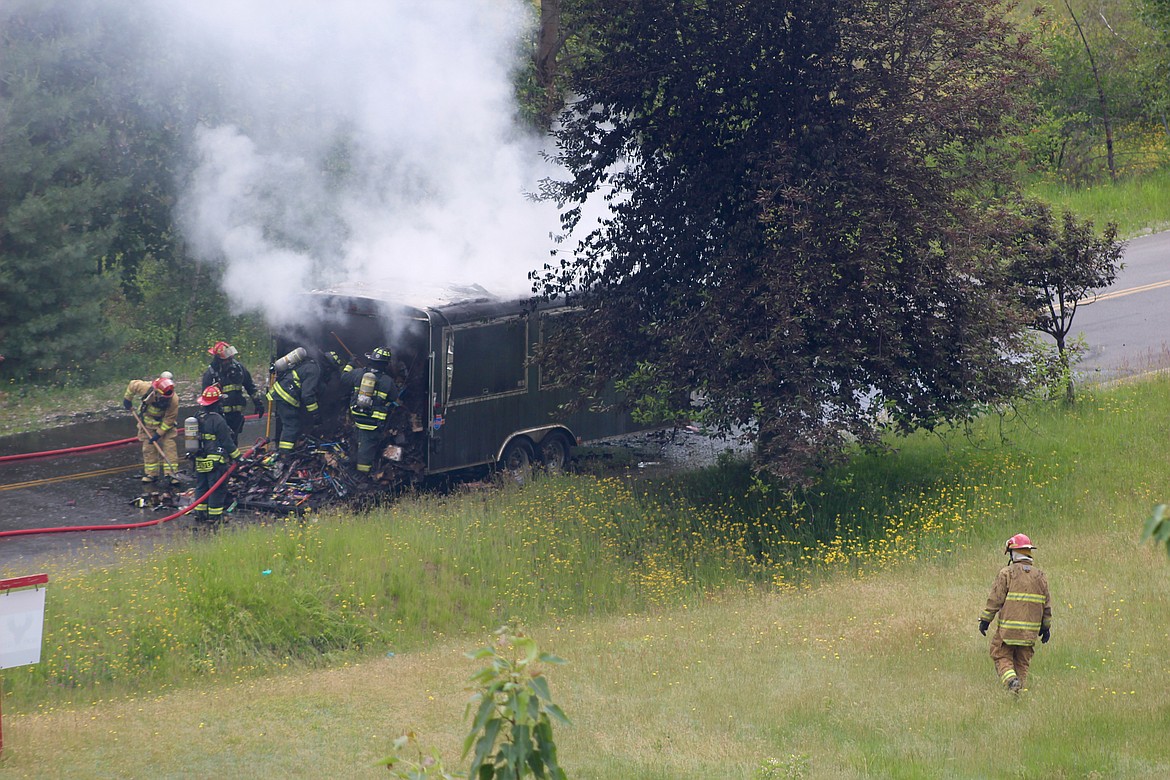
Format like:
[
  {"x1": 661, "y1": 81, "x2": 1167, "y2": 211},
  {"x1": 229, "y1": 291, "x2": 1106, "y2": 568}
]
[{"x1": 134, "y1": 0, "x2": 560, "y2": 326}]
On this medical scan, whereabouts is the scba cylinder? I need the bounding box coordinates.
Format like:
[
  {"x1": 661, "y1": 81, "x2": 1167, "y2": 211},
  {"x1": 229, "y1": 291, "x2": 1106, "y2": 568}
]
[
  {"x1": 356, "y1": 372, "x2": 377, "y2": 408},
  {"x1": 273, "y1": 347, "x2": 307, "y2": 373},
  {"x1": 184, "y1": 417, "x2": 199, "y2": 452}
]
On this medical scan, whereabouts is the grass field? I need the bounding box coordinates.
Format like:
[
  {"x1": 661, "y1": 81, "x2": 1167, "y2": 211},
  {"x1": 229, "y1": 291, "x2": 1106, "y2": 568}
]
[
  {"x1": 2, "y1": 376, "x2": 1169, "y2": 778},
  {"x1": 1028, "y1": 165, "x2": 1170, "y2": 239}
]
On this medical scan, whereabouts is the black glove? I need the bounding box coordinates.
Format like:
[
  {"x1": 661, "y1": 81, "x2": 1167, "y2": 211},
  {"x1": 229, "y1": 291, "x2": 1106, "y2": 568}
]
[
  {"x1": 253, "y1": 396, "x2": 266, "y2": 417},
  {"x1": 978, "y1": 620, "x2": 989, "y2": 636},
  {"x1": 149, "y1": 432, "x2": 160, "y2": 444},
  {"x1": 123, "y1": 398, "x2": 132, "y2": 410},
  {"x1": 1040, "y1": 627, "x2": 1051, "y2": 644},
  {"x1": 311, "y1": 412, "x2": 322, "y2": 426}
]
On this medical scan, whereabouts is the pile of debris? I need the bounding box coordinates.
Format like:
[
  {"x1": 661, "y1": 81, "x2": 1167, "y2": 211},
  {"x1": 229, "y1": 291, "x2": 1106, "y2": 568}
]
[
  {"x1": 230, "y1": 437, "x2": 376, "y2": 514},
  {"x1": 125, "y1": 436, "x2": 397, "y2": 518}
]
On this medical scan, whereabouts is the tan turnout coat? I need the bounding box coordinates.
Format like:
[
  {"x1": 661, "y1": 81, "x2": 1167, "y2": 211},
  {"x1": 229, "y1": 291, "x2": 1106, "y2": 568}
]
[{"x1": 980, "y1": 560, "x2": 1052, "y2": 646}]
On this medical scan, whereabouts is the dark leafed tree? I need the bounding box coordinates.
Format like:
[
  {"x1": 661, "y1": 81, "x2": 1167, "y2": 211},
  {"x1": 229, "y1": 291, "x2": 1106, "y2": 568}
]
[
  {"x1": 1004, "y1": 200, "x2": 1123, "y2": 403},
  {"x1": 534, "y1": 0, "x2": 1044, "y2": 481}
]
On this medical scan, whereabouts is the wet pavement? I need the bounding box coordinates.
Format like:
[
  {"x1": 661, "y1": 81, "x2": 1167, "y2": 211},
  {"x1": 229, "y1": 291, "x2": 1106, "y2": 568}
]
[
  {"x1": 0, "y1": 415, "x2": 274, "y2": 575},
  {"x1": 1, "y1": 413, "x2": 735, "y2": 577}
]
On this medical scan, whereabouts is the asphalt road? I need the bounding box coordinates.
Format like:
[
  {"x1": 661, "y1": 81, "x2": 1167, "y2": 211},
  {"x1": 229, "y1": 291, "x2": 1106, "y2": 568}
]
[
  {"x1": 1073, "y1": 230, "x2": 1170, "y2": 382},
  {"x1": 0, "y1": 417, "x2": 273, "y2": 574}
]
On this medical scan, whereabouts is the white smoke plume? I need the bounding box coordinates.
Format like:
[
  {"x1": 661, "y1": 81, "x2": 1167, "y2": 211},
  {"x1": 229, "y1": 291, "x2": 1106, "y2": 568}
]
[{"x1": 138, "y1": 0, "x2": 560, "y2": 326}]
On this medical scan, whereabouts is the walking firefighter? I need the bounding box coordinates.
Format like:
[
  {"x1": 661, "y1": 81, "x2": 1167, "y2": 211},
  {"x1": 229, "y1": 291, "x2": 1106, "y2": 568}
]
[
  {"x1": 187, "y1": 385, "x2": 242, "y2": 525},
  {"x1": 978, "y1": 533, "x2": 1053, "y2": 692},
  {"x1": 122, "y1": 374, "x2": 180, "y2": 485},
  {"x1": 202, "y1": 340, "x2": 265, "y2": 442}
]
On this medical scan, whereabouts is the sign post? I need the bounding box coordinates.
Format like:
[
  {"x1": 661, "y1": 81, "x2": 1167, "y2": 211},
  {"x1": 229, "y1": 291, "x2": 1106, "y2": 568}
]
[{"x1": 0, "y1": 573, "x2": 49, "y2": 756}]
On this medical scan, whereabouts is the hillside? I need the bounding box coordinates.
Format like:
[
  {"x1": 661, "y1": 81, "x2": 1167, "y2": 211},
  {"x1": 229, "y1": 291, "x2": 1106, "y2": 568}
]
[{"x1": 2, "y1": 379, "x2": 1170, "y2": 778}]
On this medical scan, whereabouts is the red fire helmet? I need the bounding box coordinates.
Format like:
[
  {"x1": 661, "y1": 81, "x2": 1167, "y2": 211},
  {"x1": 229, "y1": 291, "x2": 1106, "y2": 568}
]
[
  {"x1": 198, "y1": 385, "x2": 223, "y2": 406},
  {"x1": 208, "y1": 341, "x2": 238, "y2": 359},
  {"x1": 1004, "y1": 533, "x2": 1036, "y2": 553},
  {"x1": 152, "y1": 376, "x2": 175, "y2": 397}
]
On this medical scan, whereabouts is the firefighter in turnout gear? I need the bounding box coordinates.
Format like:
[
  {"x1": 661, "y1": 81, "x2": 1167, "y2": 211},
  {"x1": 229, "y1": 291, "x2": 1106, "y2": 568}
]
[
  {"x1": 123, "y1": 375, "x2": 180, "y2": 485},
  {"x1": 201, "y1": 340, "x2": 264, "y2": 442},
  {"x1": 342, "y1": 347, "x2": 401, "y2": 475},
  {"x1": 267, "y1": 347, "x2": 322, "y2": 457},
  {"x1": 979, "y1": 533, "x2": 1052, "y2": 692},
  {"x1": 189, "y1": 385, "x2": 241, "y2": 525}
]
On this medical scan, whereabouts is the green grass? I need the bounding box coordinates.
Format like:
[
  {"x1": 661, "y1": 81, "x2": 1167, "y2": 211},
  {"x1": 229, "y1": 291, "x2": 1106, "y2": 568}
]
[
  {"x1": 3, "y1": 378, "x2": 1170, "y2": 777},
  {"x1": 0, "y1": 326, "x2": 269, "y2": 437},
  {"x1": 1027, "y1": 164, "x2": 1170, "y2": 238}
]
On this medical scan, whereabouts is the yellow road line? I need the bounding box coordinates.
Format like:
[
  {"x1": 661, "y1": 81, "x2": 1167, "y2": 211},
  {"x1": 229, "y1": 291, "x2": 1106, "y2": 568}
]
[
  {"x1": 0, "y1": 464, "x2": 139, "y2": 492},
  {"x1": 1085, "y1": 278, "x2": 1170, "y2": 305}
]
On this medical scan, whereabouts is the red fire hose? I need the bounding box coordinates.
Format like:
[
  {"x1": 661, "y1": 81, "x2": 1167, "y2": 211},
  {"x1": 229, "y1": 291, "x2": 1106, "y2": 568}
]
[
  {"x1": 0, "y1": 413, "x2": 263, "y2": 463},
  {"x1": 0, "y1": 438, "x2": 266, "y2": 538},
  {"x1": 0, "y1": 437, "x2": 137, "y2": 463}
]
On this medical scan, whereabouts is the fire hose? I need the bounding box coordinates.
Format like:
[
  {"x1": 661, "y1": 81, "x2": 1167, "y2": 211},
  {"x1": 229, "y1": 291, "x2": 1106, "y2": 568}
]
[
  {"x1": 0, "y1": 439, "x2": 266, "y2": 538},
  {"x1": 0, "y1": 438, "x2": 137, "y2": 463},
  {"x1": 0, "y1": 413, "x2": 264, "y2": 464}
]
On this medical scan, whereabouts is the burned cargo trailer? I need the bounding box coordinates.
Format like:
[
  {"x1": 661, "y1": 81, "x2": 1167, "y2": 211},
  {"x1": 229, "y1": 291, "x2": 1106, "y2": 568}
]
[{"x1": 266, "y1": 282, "x2": 637, "y2": 493}]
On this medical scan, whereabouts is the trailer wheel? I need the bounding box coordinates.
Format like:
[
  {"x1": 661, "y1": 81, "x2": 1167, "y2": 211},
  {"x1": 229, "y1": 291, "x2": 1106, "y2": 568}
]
[
  {"x1": 500, "y1": 438, "x2": 535, "y2": 482},
  {"x1": 538, "y1": 432, "x2": 572, "y2": 473}
]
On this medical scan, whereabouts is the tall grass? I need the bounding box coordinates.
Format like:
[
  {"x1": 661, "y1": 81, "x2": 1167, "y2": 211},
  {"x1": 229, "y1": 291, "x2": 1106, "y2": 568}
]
[
  {"x1": 4, "y1": 426, "x2": 1036, "y2": 709},
  {"x1": 3, "y1": 379, "x2": 1170, "y2": 777},
  {"x1": 1028, "y1": 165, "x2": 1170, "y2": 238}
]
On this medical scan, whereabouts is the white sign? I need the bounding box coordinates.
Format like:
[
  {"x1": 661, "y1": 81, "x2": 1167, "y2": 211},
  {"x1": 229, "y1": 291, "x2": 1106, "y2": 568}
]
[{"x1": 0, "y1": 587, "x2": 47, "y2": 669}]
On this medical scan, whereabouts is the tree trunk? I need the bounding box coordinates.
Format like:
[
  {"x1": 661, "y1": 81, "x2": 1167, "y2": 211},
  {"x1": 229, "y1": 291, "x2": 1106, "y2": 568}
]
[
  {"x1": 1055, "y1": 332, "x2": 1075, "y2": 403},
  {"x1": 534, "y1": 0, "x2": 564, "y2": 125},
  {"x1": 1064, "y1": 1, "x2": 1116, "y2": 181}
]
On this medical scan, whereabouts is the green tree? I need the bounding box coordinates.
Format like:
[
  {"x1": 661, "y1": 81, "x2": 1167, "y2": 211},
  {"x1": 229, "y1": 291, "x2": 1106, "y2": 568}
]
[
  {"x1": 534, "y1": 0, "x2": 1044, "y2": 480},
  {"x1": 0, "y1": 0, "x2": 252, "y2": 380},
  {"x1": 1031, "y1": 0, "x2": 1169, "y2": 181},
  {"x1": 1003, "y1": 200, "x2": 1124, "y2": 402},
  {"x1": 381, "y1": 626, "x2": 569, "y2": 780},
  {"x1": 0, "y1": 1, "x2": 127, "y2": 383},
  {"x1": 1143, "y1": 503, "x2": 1170, "y2": 557}
]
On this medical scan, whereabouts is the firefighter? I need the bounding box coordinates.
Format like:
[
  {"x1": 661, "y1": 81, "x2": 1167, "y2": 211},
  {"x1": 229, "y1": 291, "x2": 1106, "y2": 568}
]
[
  {"x1": 189, "y1": 385, "x2": 241, "y2": 525},
  {"x1": 122, "y1": 374, "x2": 180, "y2": 485},
  {"x1": 978, "y1": 533, "x2": 1053, "y2": 692},
  {"x1": 341, "y1": 347, "x2": 402, "y2": 476},
  {"x1": 266, "y1": 346, "x2": 322, "y2": 458},
  {"x1": 201, "y1": 340, "x2": 264, "y2": 442}
]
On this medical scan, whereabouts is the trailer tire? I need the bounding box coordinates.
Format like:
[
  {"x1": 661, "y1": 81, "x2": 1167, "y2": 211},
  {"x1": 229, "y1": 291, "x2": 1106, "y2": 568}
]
[
  {"x1": 500, "y1": 438, "x2": 535, "y2": 482},
  {"x1": 538, "y1": 432, "x2": 572, "y2": 473}
]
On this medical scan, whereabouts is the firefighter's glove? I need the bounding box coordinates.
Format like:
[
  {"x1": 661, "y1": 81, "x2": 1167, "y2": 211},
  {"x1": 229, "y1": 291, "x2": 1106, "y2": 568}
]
[
  {"x1": 122, "y1": 398, "x2": 132, "y2": 411},
  {"x1": 978, "y1": 620, "x2": 989, "y2": 636},
  {"x1": 149, "y1": 432, "x2": 161, "y2": 444},
  {"x1": 311, "y1": 412, "x2": 322, "y2": 426},
  {"x1": 1040, "y1": 627, "x2": 1051, "y2": 644},
  {"x1": 253, "y1": 395, "x2": 266, "y2": 417}
]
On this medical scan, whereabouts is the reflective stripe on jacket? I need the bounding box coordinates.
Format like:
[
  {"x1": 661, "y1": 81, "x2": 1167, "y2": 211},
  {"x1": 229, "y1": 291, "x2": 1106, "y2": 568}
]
[
  {"x1": 343, "y1": 366, "x2": 400, "y2": 431},
  {"x1": 267, "y1": 360, "x2": 320, "y2": 413},
  {"x1": 194, "y1": 411, "x2": 241, "y2": 472},
  {"x1": 202, "y1": 359, "x2": 257, "y2": 414},
  {"x1": 124, "y1": 379, "x2": 179, "y2": 434},
  {"x1": 980, "y1": 561, "x2": 1052, "y2": 647}
]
